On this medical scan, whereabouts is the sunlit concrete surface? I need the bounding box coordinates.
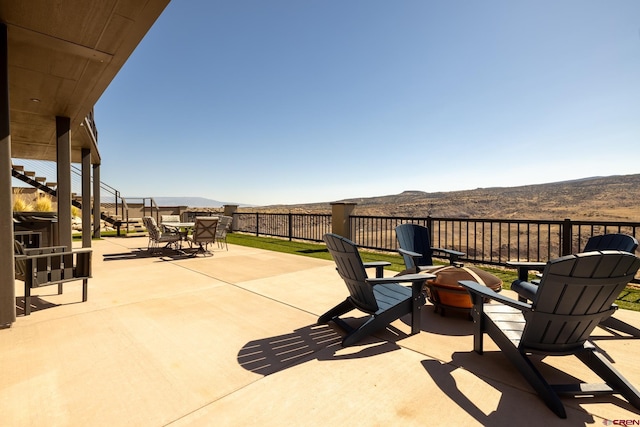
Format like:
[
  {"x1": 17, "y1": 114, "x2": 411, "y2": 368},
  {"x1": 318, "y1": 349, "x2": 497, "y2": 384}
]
[{"x1": 2, "y1": 236, "x2": 640, "y2": 426}]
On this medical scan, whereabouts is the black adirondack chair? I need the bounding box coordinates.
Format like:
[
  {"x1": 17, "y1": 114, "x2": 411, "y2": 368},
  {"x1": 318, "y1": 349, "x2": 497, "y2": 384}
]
[
  {"x1": 319, "y1": 233, "x2": 433, "y2": 347},
  {"x1": 459, "y1": 250, "x2": 640, "y2": 418},
  {"x1": 510, "y1": 233, "x2": 640, "y2": 336},
  {"x1": 510, "y1": 233, "x2": 638, "y2": 302},
  {"x1": 395, "y1": 223, "x2": 465, "y2": 274}
]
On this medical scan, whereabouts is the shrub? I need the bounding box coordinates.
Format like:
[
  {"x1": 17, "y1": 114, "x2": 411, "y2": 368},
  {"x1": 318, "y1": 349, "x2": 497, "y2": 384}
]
[
  {"x1": 13, "y1": 196, "x2": 32, "y2": 212},
  {"x1": 33, "y1": 195, "x2": 53, "y2": 212}
]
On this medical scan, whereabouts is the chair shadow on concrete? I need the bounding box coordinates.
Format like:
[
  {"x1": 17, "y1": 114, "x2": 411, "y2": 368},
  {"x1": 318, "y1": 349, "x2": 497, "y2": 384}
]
[
  {"x1": 421, "y1": 353, "x2": 608, "y2": 425},
  {"x1": 238, "y1": 321, "x2": 408, "y2": 377},
  {"x1": 393, "y1": 303, "x2": 475, "y2": 337},
  {"x1": 102, "y1": 249, "x2": 164, "y2": 261},
  {"x1": 15, "y1": 296, "x2": 58, "y2": 316},
  {"x1": 102, "y1": 248, "x2": 198, "y2": 262}
]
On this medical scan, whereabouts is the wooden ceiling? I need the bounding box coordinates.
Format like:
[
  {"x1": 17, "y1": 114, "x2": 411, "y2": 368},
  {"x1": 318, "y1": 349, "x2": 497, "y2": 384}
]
[{"x1": 0, "y1": 0, "x2": 170, "y2": 164}]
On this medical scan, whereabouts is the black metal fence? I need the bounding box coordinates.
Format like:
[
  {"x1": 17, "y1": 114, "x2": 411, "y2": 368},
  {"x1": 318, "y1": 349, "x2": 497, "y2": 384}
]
[
  {"x1": 234, "y1": 212, "x2": 640, "y2": 267},
  {"x1": 234, "y1": 212, "x2": 331, "y2": 242}
]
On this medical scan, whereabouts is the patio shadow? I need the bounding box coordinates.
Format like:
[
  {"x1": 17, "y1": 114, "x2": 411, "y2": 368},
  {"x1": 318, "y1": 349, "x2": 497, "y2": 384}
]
[
  {"x1": 421, "y1": 351, "x2": 640, "y2": 424},
  {"x1": 15, "y1": 296, "x2": 58, "y2": 316},
  {"x1": 237, "y1": 321, "x2": 405, "y2": 376},
  {"x1": 102, "y1": 248, "x2": 198, "y2": 261}
]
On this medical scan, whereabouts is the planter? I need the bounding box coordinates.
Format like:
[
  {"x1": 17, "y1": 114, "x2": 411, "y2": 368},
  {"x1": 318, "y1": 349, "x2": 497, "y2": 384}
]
[{"x1": 13, "y1": 211, "x2": 57, "y2": 247}]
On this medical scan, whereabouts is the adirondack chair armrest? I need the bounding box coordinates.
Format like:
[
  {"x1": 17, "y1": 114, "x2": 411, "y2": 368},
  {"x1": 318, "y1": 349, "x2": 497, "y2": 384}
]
[
  {"x1": 458, "y1": 280, "x2": 532, "y2": 312},
  {"x1": 398, "y1": 248, "x2": 421, "y2": 258},
  {"x1": 397, "y1": 248, "x2": 423, "y2": 273},
  {"x1": 367, "y1": 273, "x2": 435, "y2": 286},
  {"x1": 363, "y1": 261, "x2": 391, "y2": 278},
  {"x1": 432, "y1": 247, "x2": 466, "y2": 263},
  {"x1": 506, "y1": 261, "x2": 546, "y2": 281}
]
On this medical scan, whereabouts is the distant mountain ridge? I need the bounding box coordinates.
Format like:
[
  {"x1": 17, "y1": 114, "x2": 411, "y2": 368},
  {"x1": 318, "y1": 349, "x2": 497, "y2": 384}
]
[
  {"x1": 250, "y1": 174, "x2": 640, "y2": 222},
  {"x1": 153, "y1": 196, "x2": 252, "y2": 208}
]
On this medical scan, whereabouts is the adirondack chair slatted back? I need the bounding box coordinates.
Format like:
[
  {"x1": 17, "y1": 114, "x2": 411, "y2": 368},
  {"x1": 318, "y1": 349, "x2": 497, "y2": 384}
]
[
  {"x1": 583, "y1": 233, "x2": 638, "y2": 253},
  {"x1": 323, "y1": 234, "x2": 379, "y2": 313},
  {"x1": 522, "y1": 250, "x2": 640, "y2": 353},
  {"x1": 395, "y1": 223, "x2": 433, "y2": 269}
]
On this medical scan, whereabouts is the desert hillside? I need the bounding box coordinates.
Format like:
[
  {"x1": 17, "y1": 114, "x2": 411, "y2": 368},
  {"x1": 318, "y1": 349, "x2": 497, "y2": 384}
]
[{"x1": 243, "y1": 174, "x2": 640, "y2": 221}]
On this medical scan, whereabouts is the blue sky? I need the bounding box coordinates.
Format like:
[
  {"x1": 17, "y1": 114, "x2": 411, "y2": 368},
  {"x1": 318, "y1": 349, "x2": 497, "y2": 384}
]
[{"x1": 95, "y1": 0, "x2": 640, "y2": 206}]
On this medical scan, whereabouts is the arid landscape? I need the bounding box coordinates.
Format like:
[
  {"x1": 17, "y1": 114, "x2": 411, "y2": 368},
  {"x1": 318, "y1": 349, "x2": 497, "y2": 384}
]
[{"x1": 244, "y1": 174, "x2": 640, "y2": 221}]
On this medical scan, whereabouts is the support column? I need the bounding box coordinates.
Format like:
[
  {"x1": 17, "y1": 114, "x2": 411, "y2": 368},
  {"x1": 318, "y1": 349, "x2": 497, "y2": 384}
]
[
  {"x1": 0, "y1": 23, "x2": 15, "y2": 327},
  {"x1": 330, "y1": 202, "x2": 357, "y2": 240},
  {"x1": 81, "y1": 148, "x2": 91, "y2": 247},
  {"x1": 223, "y1": 204, "x2": 238, "y2": 231},
  {"x1": 56, "y1": 116, "x2": 72, "y2": 250},
  {"x1": 93, "y1": 163, "x2": 101, "y2": 239}
]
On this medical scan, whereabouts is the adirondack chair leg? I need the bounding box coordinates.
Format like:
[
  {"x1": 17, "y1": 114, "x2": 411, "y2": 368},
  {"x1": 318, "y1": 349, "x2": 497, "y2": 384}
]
[
  {"x1": 484, "y1": 319, "x2": 567, "y2": 418},
  {"x1": 411, "y1": 282, "x2": 426, "y2": 335},
  {"x1": 491, "y1": 326, "x2": 567, "y2": 416},
  {"x1": 318, "y1": 298, "x2": 354, "y2": 324},
  {"x1": 346, "y1": 301, "x2": 415, "y2": 346},
  {"x1": 342, "y1": 316, "x2": 377, "y2": 347},
  {"x1": 575, "y1": 344, "x2": 640, "y2": 409},
  {"x1": 599, "y1": 316, "x2": 640, "y2": 338},
  {"x1": 468, "y1": 293, "x2": 485, "y2": 354},
  {"x1": 58, "y1": 283, "x2": 63, "y2": 295},
  {"x1": 82, "y1": 279, "x2": 88, "y2": 302}
]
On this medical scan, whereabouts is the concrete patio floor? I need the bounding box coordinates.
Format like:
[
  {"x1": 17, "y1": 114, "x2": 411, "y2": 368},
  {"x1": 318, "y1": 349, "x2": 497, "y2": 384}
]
[{"x1": 2, "y1": 236, "x2": 640, "y2": 426}]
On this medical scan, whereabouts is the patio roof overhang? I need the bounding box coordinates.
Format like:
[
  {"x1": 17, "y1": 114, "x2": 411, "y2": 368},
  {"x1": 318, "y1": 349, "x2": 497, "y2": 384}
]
[
  {"x1": 0, "y1": 1, "x2": 170, "y2": 328},
  {"x1": 0, "y1": 0, "x2": 170, "y2": 164}
]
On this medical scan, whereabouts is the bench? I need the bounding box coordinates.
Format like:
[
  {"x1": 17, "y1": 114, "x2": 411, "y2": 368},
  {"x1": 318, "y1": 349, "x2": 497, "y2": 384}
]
[{"x1": 14, "y1": 241, "x2": 92, "y2": 315}]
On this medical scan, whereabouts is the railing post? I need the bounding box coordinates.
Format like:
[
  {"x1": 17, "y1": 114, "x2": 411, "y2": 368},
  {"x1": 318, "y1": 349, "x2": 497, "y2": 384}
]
[
  {"x1": 288, "y1": 212, "x2": 293, "y2": 241},
  {"x1": 331, "y1": 202, "x2": 357, "y2": 240},
  {"x1": 255, "y1": 212, "x2": 259, "y2": 236},
  {"x1": 562, "y1": 218, "x2": 572, "y2": 256},
  {"x1": 223, "y1": 204, "x2": 238, "y2": 231}
]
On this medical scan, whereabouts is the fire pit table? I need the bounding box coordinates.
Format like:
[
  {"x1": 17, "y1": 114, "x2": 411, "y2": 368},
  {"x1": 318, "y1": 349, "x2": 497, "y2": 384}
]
[{"x1": 425, "y1": 264, "x2": 502, "y2": 317}]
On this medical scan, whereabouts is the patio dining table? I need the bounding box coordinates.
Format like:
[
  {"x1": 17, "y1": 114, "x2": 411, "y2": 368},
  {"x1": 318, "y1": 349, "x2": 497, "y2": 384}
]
[{"x1": 161, "y1": 222, "x2": 195, "y2": 243}]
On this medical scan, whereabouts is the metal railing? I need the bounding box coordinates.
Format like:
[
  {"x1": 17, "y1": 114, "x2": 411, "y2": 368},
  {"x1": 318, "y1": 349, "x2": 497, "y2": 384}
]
[
  {"x1": 234, "y1": 212, "x2": 331, "y2": 242},
  {"x1": 352, "y1": 215, "x2": 640, "y2": 265},
  {"x1": 234, "y1": 212, "x2": 640, "y2": 268}
]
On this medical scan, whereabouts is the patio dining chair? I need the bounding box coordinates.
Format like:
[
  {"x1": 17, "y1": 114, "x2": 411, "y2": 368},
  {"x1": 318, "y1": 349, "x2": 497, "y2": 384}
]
[
  {"x1": 142, "y1": 216, "x2": 182, "y2": 253},
  {"x1": 395, "y1": 223, "x2": 466, "y2": 274},
  {"x1": 160, "y1": 214, "x2": 181, "y2": 234},
  {"x1": 215, "y1": 215, "x2": 233, "y2": 250},
  {"x1": 187, "y1": 217, "x2": 219, "y2": 256},
  {"x1": 459, "y1": 250, "x2": 640, "y2": 418},
  {"x1": 319, "y1": 233, "x2": 433, "y2": 347}
]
